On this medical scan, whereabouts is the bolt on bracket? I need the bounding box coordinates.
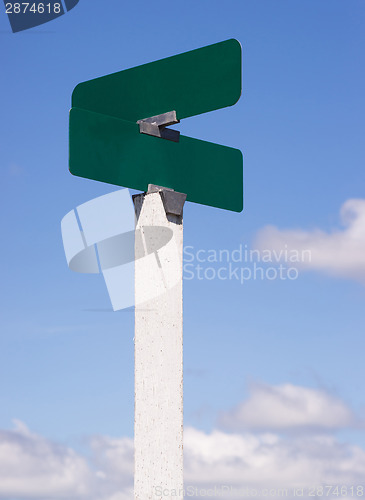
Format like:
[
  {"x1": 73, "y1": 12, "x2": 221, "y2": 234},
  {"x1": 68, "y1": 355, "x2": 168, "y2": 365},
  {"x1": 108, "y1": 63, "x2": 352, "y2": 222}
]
[{"x1": 137, "y1": 111, "x2": 180, "y2": 143}]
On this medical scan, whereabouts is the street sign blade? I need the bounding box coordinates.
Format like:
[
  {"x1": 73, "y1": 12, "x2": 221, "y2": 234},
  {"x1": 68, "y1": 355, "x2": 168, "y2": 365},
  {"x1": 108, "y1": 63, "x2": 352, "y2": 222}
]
[
  {"x1": 72, "y1": 39, "x2": 242, "y2": 123},
  {"x1": 69, "y1": 107, "x2": 243, "y2": 212}
]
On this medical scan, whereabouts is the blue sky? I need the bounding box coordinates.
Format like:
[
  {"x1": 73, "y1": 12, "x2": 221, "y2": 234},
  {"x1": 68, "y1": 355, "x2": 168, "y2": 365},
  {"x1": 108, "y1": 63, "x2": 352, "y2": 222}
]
[{"x1": 1, "y1": 1, "x2": 365, "y2": 498}]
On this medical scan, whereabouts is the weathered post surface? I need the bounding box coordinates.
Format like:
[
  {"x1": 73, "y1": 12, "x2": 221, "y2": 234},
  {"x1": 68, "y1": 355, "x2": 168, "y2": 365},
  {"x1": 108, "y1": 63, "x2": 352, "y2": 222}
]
[{"x1": 134, "y1": 187, "x2": 185, "y2": 500}]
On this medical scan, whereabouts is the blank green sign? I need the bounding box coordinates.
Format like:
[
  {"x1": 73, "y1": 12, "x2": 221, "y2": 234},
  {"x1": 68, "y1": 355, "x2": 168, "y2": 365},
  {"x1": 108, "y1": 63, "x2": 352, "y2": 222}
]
[{"x1": 70, "y1": 39, "x2": 243, "y2": 212}]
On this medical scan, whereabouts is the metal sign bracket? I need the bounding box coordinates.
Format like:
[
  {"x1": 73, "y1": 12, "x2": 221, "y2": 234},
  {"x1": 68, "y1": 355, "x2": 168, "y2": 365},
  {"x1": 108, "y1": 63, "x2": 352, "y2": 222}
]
[
  {"x1": 147, "y1": 184, "x2": 186, "y2": 216},
  {"x1": 137, "y1": 110, "x2": 180, "y2": 143}
]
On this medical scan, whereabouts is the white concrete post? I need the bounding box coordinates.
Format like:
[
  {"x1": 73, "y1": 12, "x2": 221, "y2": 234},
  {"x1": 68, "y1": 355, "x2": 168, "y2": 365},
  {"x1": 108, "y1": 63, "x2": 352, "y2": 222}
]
[{"x1": 134, "y1": 189, "x2": 184, "y2": 500}]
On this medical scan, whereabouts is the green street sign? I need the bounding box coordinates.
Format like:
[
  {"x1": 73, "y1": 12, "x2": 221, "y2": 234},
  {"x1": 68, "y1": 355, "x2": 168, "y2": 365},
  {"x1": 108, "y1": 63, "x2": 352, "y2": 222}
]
[
  {"x1": 72, "y1": 38, "x2": 241, "y2": 123},
  {"x1": 69, "y1": 39, "x2": 244, "y2": 212},
  {"x1": 70, "y1": 108, "x2": 243, "y2": 211}
]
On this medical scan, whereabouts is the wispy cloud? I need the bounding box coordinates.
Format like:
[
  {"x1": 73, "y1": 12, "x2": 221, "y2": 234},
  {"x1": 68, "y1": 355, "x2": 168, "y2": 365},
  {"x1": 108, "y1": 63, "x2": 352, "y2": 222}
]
[
  {"x1": 254, "y1": 198, "x2": 365, "y2": 283},
  {"x1": 0, "y1": 420, "x2": 92, "y2": 498},
  {"x1": 7, "y1": 163, "x2": 25, "y2": 177},
  {"x1": 218, "y1": 383, "x2": 358, "y2": 432},
  {"x1": 184, "y1": 427, "x2": 365, "y2": 491}
]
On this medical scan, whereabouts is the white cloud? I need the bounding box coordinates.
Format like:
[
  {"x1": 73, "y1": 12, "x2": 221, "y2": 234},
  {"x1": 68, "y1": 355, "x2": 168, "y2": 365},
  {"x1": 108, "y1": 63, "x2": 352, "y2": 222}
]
[
  {"x1": 1, "y1": 395, "x2": 364, "y2": 500},
  {"x1": 0, "y1": 420, "x2": 134, "y2": 500},
  {"x1": 89, "y1": 434, "x2": 134, "y2": 496},
  {"x1": 0, "y1": 420, "x2": 92, "y2": 498},
  {"x1": 219, "y1": 383, "x2": 357, "y2": 432},
  {"x1": 184, "y1": 427, "x2": 365, "y2": 496},
  {"x1": 254, "y1": 198, "x2": 365, "y2": 283}
]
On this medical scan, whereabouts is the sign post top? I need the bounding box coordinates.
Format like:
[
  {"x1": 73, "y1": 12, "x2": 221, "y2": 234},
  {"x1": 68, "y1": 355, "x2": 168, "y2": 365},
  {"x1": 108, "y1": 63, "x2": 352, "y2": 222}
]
[{"x1": 69, "y1": 39, "x2": 244, "y2": 213}]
